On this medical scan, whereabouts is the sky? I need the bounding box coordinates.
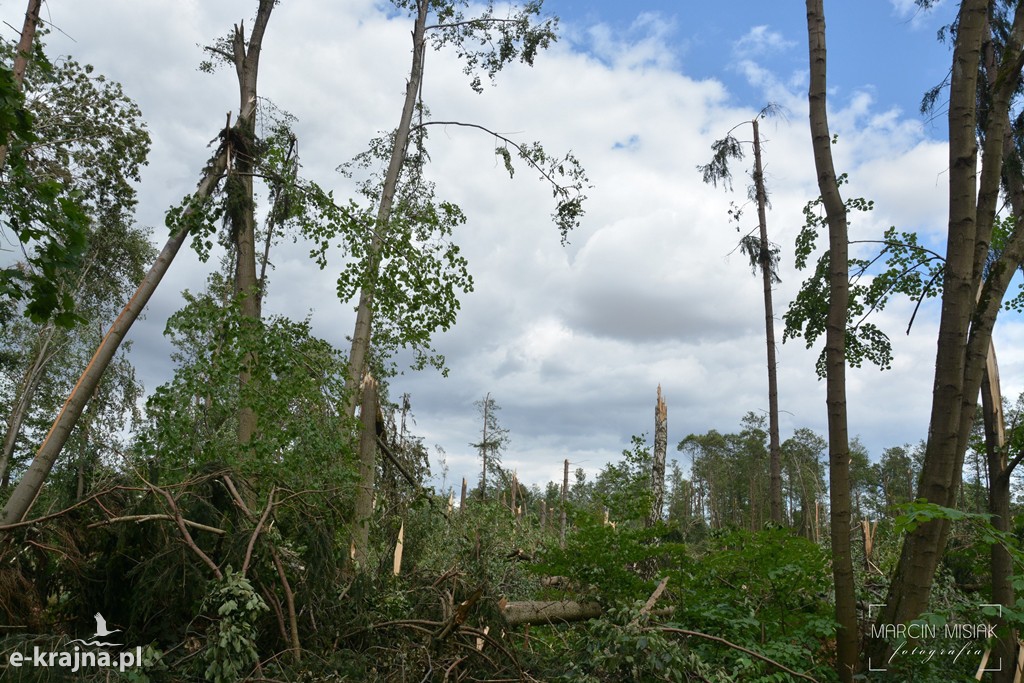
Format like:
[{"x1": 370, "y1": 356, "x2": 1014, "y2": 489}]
[{"x1": 4, "y1": 0, "x2": 1016, "y2": 494}]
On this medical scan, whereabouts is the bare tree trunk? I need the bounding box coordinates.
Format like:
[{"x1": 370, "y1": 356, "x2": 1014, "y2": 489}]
[
  {"x1": 752, "y1": 118, "x2": 784, "y2": 525},
  {"x1": 0, "y1": 0, "x2": 41, "y2": 172},
  {"x1": 0, "y1": 148, "x2": 229, "y2": 525},
  {"x1": 806, "y1": 2, "x2": 858, "y2": 678},
  {"x1": 351, "y1": 372, "x2": 379, "y2": 569},
  {"x1": 648, "y1": 385, "x2": 667, "y2": 527},
  {"x1": 480, "y1": 392, "x2": 489, "y2": 500},
  {"x1": 345, "y1": 0, "x2": 430, "y2": 416},
  {"x1": 0, "y1": 323, "x2": 57, "y2": 486},
  {"x1": 228, "y1": 0, "x2": 274, "y2": 446},
  {"x1": 502, "y1": 600, "x2": 602, "y2": 626},
  {"x1": 983, "y1": 344, "x2": 1016, "y2": 683},
  {"x1": 560, "y1": 458, "x2": 568, "y2": 548},
  {"x1": 869, "y1": 1, "x2": 1024, "y2": 666}
]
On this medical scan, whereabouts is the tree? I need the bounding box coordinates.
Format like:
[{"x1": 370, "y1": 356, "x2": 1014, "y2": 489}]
[
  {"x1": 0, "y1": 35, "x2": 153, "y2": 490},
  {"x1": 200, "y1": 0, "x2": 275, "y2": 447},
  {"x1": 698, "y1": 107, "x2": 785, "y2": 525},
  {"x1": 648, "y1": 385, "x2": 668, "y2": 527},
  {"x1": 678, "y1": 414, "x2": 771, "y2": 531},
  {"x1": 805, "y1": 0, "x2": 859, "y2": 678},
  {"x1": 469, "y1": 393, "x2": 509, "y2": 500},
  {"x1": 868, "y1": 1, "x2": 1024, "y2": 667},
  {"x1": 781, "y1": 428, "x2": 826, "y2": 541},
  {"x1": 341, "y1": 0, "x2": 587, "y2": 415},
  {"x1": 872, "y1": 445, "x2": 918, "y2": 515},
  {"x1": 0, "y1": 27, "x2": 90, "y2": 327}
]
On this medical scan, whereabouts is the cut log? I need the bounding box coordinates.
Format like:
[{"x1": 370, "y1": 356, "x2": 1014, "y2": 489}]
[
  {"x1": 501, "y1": 600, "x2": 602, "y2": 626},
  {"x1": 501, "y1": 598, "x2": 674, "y2": 626}
]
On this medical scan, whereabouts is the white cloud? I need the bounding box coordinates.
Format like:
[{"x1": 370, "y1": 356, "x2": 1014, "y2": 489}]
[
  {"x1": 733, "y1": 25, "x2": 796, "y2": 58},
  {"x1": 6, "y1": 1, "x2": 965, "y2": 492}
]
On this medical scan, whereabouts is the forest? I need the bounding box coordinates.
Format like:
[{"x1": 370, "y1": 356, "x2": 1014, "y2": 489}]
[{"x1": 2, "y1": 0, "x2": 1024, "y2": 681}]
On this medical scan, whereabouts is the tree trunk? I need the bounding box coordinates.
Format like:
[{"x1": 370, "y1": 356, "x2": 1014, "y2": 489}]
[
  {"x1": 648, "y1": 385, "x2": 667, "y2": 527},
  {"x1": 345, "y1": 0, "x2": 430, "y2": 416},
  {"x1": 868, "y1": 1, "x2": 1024, "y2": 666},
  {"x1": 228, "y1": 0, "x2": 274, "y2": 446},
  {"x1": 805, "y1": 2, "x2": 858, "y2": 679},
  {"x1": 983, "y1": 344, "x2": 1016, "y2": 682},
  {"x1": 560, "y1": 458, "x2": 568, "y2": 548},
  {"x1": 0, "y1": 323, "x2": 56, "y2": 486},
  {"x1": 480, "y1": 392, "x2": 490, "y2": 500},
  {"x1": 351, "y1": 372, "x2": 379, "y2": 569},
  {"x1": 502, "y1": 600, "x2": 602, "y2": 626},
  {"x1": 0, "y1": 147, "x2": 229, "y2": 526},
  {"x1": 752, "y1": 118, "x2": 784, "y2": 525},
  {"x1": 0, "y1": 0, "x2": 41, "y2": 172}
]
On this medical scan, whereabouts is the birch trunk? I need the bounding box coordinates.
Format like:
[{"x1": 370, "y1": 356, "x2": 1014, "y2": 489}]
[
  {"x1": 0, "y1": 148, "x2": 229, "y2": 525},
  {"x1": 345, "y1": 0, "x2": 430, "y2": 416},
  {"x1": 0, "y1": 0, "x2": 41, "y2": 172}
]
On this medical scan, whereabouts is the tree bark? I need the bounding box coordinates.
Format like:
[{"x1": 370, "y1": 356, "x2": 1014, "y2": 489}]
[
  {"x1": 502, "y1": 600, "x2": 602, "y2": 626},
  {"x1": 0, "y1": 323, "x2": 56, "y2": 486},
  {"x1": 983, "y1": 343, "x2": 1016, "y2": 682},
  {"x1": 345, "y1": 0, "x2": 430, "y2": 416},
  {"x1": 228, "y1": 0, "x2": 274, "y2": 446},
  {"x1": 648, "y1": 385, "x2": 667, "y2": 527},
  {"x1": 0, "y1": 0, "x2": 41, "y2": 172},
  {"x1": 351, "y1": 372, "x2": 379, "y2": 569},
  {"x1": 752, "y1": 118, "x2": 784, "y2": 525},
  {"x1": 560, "y1": 458, "x2": 568, "y2": 548},
  {"x1": 480, "y1": 392, "x2": 490, "y2": 500},
  {"x1": 868, "y1": 1, "x2": 1024, "y2": 666},
  {"x1": 0, "y1": 147, "x2": 229, "y2": 525},
  {"x1": 805, "y1": 2, "x2": 858, "y2": 679}
]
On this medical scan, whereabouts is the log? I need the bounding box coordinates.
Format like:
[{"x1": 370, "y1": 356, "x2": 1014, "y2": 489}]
[
  {"x1": 501, "y1": 598, "x2": 674, "y2": 626},
  {"x1": 501, "y1": 599, "x2": 602, "y2": 626}
]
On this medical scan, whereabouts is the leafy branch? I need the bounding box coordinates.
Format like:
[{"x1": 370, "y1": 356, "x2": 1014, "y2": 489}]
[{"x1": 415, "y1": 119, "x2": 589, "y2": 242}]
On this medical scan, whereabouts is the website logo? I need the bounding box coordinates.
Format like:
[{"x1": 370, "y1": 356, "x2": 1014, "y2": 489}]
[{"x1": 4, "y1": 612, "x2": 142, "y2": 674}]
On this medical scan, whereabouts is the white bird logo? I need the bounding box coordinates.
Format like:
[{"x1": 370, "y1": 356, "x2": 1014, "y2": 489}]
[{"x1": 92, "y1": 613, "x2": 120, "y2": 638}]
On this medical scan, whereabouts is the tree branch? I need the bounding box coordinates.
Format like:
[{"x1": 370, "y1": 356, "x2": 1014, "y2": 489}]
[
  {"x1": 88, "y1": 514, "x2": 225, "y2": 535},
  {"x1": 656, "y1": 626, "x2": 820, "y2": 682},
  {"x1": 413, "y1": 120, "x2": 574, "y2": 196}
]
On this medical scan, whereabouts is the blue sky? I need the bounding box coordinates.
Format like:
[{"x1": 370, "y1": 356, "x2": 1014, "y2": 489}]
[
  {"x1": 5, "y1": 0, "x2": 1012, "y2": 493},
  {"x1": 554, "y1": 0, "x2": 957, "y2": 129}
]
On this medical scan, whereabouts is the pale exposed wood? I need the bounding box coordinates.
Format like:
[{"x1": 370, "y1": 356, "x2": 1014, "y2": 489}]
[
  {"x1": 393, "y1": 521, "x2": 404, "y2": 576},
  {"x1": 976, "y1": 648, "x2": 991, "y2": 680},
  {"x1": 629, "y1": 576, "x2": 669, "y2": 627}
]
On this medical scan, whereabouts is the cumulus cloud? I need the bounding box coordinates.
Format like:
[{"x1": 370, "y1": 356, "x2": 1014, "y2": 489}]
[{"x1": 5, "y1": 1, "x2": 970, "y2": 492}]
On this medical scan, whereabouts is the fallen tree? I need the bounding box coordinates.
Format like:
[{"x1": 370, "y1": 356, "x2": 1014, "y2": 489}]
[{"x1": 501, "y1": 599, "x2": 603, "y2": 626}]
